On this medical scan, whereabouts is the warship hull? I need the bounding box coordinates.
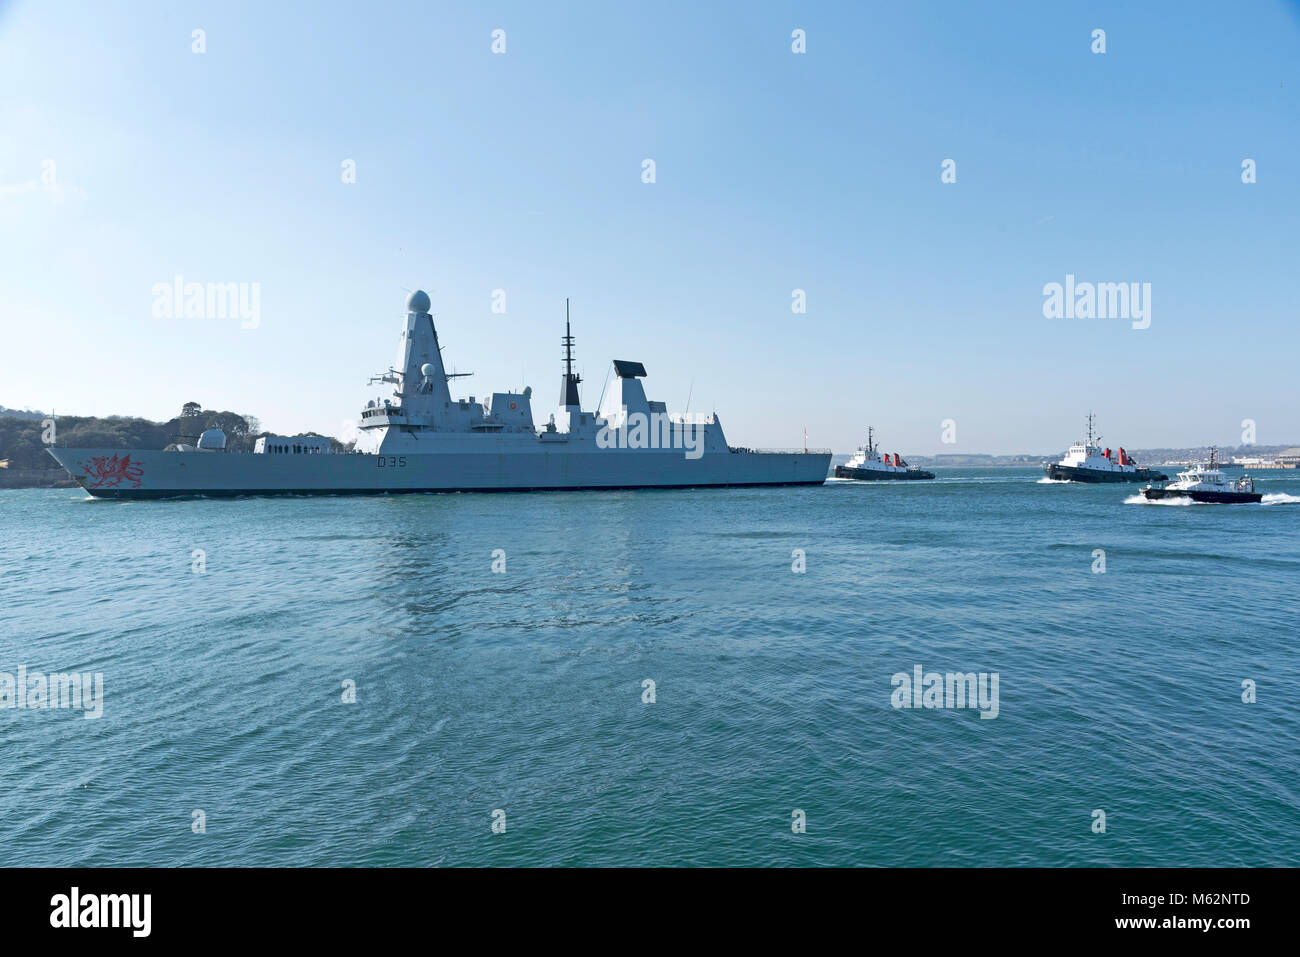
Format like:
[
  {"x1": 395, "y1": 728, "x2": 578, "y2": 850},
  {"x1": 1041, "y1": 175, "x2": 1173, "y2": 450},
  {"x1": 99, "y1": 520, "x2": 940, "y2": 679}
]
[{"x1": 48, "y1": 446, "x2": 830, "y2": 499}]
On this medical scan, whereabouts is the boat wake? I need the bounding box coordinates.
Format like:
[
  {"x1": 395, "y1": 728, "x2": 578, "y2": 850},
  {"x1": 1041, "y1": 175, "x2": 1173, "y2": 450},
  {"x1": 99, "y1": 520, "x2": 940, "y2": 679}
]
[
  {"x1": 1036, "y1": 477, "x2": 1070, "y2": 484},
  {"x1": 1261, "y1": 492, "x2": 1300, "y2": 505},
  {"x1": 1126, "y1": 491, "x2": 1298, "y2": 506},
  {"x1": 1124, "y1": 493, "x2": 1196, "y2": 506}
]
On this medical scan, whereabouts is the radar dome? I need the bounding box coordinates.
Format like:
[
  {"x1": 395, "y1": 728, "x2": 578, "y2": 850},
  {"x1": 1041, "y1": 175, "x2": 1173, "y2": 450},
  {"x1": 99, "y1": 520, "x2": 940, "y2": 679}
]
[
  {"x1": 406, "y1": 290, "x2": 431, "y2": 314},
  {"x1": 421, "y1": 363, "x2": 436, "y2": 377}
]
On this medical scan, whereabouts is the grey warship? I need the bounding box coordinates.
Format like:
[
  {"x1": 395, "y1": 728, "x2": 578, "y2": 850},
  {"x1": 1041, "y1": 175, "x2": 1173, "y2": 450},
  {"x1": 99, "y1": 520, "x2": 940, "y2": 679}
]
[{"x1": 47, "y1": 291, "x2": 831, "y2": 497}]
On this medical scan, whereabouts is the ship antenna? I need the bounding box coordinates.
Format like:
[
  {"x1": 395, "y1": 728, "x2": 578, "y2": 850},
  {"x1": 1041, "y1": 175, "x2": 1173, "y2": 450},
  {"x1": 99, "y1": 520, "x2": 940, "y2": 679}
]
[
  {"x1": 564, "y1": 298, "x2": 573, "y2": 381},
  {"x1": 596, "y1": 362, "x2": 613, "y2": 411},
  {"x1": 560, "y1": 298, "x2": 582, "y2": 407}
]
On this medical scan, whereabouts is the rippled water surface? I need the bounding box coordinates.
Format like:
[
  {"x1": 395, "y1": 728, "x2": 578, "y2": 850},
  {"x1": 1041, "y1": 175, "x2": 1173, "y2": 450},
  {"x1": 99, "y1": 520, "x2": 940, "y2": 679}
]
[{"x1": 2, "y1": 469, "x2": 1297, "y2": 866}]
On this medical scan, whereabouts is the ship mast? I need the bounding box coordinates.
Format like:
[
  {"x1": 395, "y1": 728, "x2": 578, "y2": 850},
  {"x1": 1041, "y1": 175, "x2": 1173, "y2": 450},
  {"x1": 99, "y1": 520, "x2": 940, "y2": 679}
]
[
  {"x1": 560, "y1": 298, "x2": 582, "y2": 407},
  {"x1": 1086, "y1": 411, "x2": 1101, "y2": 450}
]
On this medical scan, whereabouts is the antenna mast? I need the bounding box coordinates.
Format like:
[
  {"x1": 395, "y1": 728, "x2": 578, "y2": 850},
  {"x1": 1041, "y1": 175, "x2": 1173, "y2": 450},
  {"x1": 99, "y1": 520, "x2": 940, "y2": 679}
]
[
  {"x1": 559, "y1": 298, "x2": 582, "y2": 407},
  {"x1": 564, "y1": 298, "x2": 574, "y2": 381}
]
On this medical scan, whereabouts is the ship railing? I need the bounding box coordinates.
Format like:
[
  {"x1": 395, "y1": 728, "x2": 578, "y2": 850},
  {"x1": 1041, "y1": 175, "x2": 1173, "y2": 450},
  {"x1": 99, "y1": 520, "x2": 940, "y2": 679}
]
[{"x1": 729, "y1": 447, "x2": 831, "y2": 454}]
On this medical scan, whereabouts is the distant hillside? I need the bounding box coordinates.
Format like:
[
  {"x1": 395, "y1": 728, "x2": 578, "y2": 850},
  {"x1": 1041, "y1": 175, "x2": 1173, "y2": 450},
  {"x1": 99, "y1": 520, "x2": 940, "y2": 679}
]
[
  {"x1": 1112, "y1": 444, "x2": 1296, "y2": 465},
  {"x1": 909, "y1": 444, "x2": 1298, "y2": 467},
  {"x1": 0, "y1": 402, "x2": 357, "y2": 488},
  {"x1": 0, "y1": 404, "x2": 266, "y2": 485},
  {"x1": 910, "y1": 453, "x2": 1043, "y2": 467},
  {"x1": 0, "y1": 405, "x2": 47, "y2": 421}
]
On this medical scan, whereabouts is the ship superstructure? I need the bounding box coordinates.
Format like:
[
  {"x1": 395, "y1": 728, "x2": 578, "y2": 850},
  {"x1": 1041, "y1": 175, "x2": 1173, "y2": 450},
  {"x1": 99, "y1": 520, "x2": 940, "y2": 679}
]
[{"x1": 48, "y1": 291, "x2": 830, "y2": 497}]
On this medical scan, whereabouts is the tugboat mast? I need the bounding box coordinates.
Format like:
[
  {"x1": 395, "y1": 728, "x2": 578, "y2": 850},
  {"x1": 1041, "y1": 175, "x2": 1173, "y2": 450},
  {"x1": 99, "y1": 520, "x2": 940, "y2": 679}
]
[{"x1": 1086, "y1": 411, "x2": 1102, "y2": 450}]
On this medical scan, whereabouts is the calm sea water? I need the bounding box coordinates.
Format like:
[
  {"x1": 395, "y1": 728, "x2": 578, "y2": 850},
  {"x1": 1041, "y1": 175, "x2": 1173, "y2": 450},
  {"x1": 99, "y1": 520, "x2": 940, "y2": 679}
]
[{"x1": 2, "y1": 469, "x2": 1297, "y2": 866}]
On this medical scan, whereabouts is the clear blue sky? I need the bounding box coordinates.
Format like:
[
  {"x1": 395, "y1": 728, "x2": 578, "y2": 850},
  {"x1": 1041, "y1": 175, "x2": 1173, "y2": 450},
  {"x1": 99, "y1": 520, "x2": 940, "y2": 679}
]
[{"x1": 2, "y1": 0, "x2": 1298, "y2": 454}]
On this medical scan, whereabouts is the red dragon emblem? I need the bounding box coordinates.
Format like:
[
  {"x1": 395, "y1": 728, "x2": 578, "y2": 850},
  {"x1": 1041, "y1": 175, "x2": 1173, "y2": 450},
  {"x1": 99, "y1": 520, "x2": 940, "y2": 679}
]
[{"x1": 83, "y1": 454, "x2": 145, "y2": 489}]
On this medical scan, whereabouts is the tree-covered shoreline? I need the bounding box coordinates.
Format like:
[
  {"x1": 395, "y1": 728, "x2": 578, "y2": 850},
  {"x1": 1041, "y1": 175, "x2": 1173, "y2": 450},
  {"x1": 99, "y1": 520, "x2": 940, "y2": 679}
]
[{"x1": 0, "y1": 403, "x2": 340, "y2": 487}]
